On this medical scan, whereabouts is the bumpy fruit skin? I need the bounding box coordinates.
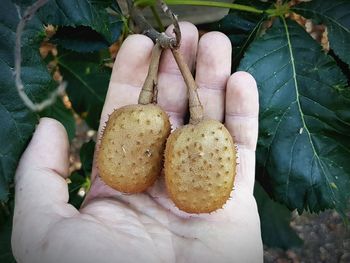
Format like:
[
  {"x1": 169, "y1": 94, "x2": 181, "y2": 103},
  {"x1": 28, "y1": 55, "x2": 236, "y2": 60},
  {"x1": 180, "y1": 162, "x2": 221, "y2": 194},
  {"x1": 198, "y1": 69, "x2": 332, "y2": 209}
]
[
  {"x1": 164, "y1": 119, "x2": 236, "y2": 213},
  {"x1": 97, "y1": 104, "x2": 171, "y2": 193}
]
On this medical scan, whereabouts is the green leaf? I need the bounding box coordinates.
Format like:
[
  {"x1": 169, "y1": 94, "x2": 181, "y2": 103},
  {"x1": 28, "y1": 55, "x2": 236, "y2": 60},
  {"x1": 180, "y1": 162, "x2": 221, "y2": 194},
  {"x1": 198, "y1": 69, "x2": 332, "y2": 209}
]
[
  {"x1": 293, "y1": 0, "x2": 350, "y2": 67},
  {"x1": 52, "y1": 26, "x2": 113, "y2": 53},
  {"x1": 40, "y1": 98, "x2": 76, "y2": 141},
  {"x1": 68, "y1": 140, "x2": 94, "y2": 209},
  {"x1": 254, "y1": 182, "x2": 302, "y2": 249},
  {"x1": 205, "y1": 0, "x2": 271, "y2": 68},
  {"x1": 57, "y1": 49, "x2": 111, "y2": 130},
  {"x1": 68, "y1": 171, "x2": 88, "y2": 209},
  {"x1": 239, "y1": 17, "x2": 350, "y2": 214},
  {"x1": 0, "y1": 0, "x2": 117, "y2": 201},
  {"x1": 50, "y1": 5, "x2": 123, "y2": 53},
  {"x1": 0, "y1": 0, "x2": 56, "y2": 201},
  {"x1": 38, "y1": 0, "x2": 120, "y2": 42},
  {"x1": 19, "y1": 0, "x2": 123, "y2": 53},
  {"x1": 0, "y1": 200, "x2": 15, "y2": 262},
  {"x1": 330, "y1": 50, "x2": 350, "y2": 85}
]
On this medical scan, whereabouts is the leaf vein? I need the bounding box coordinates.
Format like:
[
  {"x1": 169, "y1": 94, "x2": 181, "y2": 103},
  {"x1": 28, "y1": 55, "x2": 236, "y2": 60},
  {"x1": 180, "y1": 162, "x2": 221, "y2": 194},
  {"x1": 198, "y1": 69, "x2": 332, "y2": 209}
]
[
  {"x1": 246, "y1": 44, "x2": 288, "y2": 72},
  {"x1": 282, "y1": 16, "x2": 338, "y2": 206},
  {"x1": 58, "y1": 60, "x2": 104, "y2": 102},
  {"x1": 284, "y1": 134, "x2": 299, "y2": 204}
]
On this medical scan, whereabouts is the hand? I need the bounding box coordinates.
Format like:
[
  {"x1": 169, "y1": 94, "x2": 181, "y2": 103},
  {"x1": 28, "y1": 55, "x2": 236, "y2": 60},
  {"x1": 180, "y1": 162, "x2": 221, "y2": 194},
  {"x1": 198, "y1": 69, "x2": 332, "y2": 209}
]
[{"x1": 12, "y1": 22, "x2": 262, "y2": 263}]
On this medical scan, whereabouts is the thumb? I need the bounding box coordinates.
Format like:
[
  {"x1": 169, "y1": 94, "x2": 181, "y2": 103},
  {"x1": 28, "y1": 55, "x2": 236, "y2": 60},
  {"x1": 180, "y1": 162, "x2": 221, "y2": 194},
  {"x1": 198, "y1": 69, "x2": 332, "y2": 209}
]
[
  {"x1": 15, "y1": 117, "x2": 71, "y2": 204},
  {"x1": 20, "y1": 117, "x2": 70, "y2": 176},
  {"x1": 12, "y1": 118, "x2": 78, "y2": 259}
]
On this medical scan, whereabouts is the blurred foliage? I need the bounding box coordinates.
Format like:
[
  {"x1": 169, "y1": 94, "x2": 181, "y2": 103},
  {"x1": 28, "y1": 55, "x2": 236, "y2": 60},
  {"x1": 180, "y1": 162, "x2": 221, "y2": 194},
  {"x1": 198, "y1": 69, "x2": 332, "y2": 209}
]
[
  {"x1": 68, "y1": 140, "x2": 95, "y2": 209},
  {"x1": 1, "y1": 1, "x2": 350, "y2": 261}
]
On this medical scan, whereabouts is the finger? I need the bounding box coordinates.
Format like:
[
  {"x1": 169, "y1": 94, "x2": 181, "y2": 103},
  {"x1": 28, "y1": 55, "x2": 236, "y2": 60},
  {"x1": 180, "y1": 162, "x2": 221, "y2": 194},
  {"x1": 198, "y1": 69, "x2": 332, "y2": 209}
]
[
  {"x1": 196, "y1": 32, "x2": 232, "y2": 122},
  {"x1": 98, "y1": 35, "x2": 154, "y2": 137},
  {"x1": 14, "y1": 118, "x2": 75, "y2": 208},
  {"x1": 225, "y1": 72, "x2": 259, "y2": 192},
  {"x1": 16, "y1": 118, "x2": 69, "y2": 180},
  {"x1": 157, "y1": 22, "x2": 199, "y2": 129},
  {"x1": 13, "y1": 118, "x2": 78, "y2": 258},
  {"x1": 225, "y1": 71, "x2": 259, "y2": 150}
]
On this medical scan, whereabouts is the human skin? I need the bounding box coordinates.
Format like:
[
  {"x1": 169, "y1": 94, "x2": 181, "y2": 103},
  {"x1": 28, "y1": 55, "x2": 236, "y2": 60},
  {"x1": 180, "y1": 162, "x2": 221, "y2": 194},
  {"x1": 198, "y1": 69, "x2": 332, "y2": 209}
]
[{"x1": 12, "y1": 22, "x2": 263, "y2": 263}]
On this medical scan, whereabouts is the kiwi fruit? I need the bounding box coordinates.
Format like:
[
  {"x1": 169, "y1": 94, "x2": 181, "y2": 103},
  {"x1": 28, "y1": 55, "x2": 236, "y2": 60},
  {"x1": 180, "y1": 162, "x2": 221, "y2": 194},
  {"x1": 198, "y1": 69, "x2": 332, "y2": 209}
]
[
  {"x1": 164, "y1": 48, "x2": 237, "y2": 213},
  {"x1": 97, "y1": 43, "x2": 170, "y2": 193}
]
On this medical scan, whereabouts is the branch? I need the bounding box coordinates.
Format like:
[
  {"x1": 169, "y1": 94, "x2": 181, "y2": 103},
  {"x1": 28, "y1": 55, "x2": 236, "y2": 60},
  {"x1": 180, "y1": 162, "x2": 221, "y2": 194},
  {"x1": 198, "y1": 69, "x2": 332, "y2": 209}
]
[
  {"x1": 15, "y1": 0, "x2": 66, "y2": 112},
  {"x1": 157, "y1": 0, "x2": 181, "y2": 48},
  {"x1": 129, "y1": 0, "x2": 202, "y2": 123},
  {"x1": 127, "y1": 0, "x2": 178, "y2": 48}
]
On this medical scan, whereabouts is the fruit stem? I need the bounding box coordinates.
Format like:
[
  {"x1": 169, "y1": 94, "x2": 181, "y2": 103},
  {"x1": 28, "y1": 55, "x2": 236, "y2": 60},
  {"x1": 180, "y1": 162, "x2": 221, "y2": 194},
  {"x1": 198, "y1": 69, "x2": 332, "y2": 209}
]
[
  {"x1": 138, "y1": 42, "x2": 163, "y2": 105},
  {"x1": 172, "y1": 48, "x2": 203, "y2": 124}
]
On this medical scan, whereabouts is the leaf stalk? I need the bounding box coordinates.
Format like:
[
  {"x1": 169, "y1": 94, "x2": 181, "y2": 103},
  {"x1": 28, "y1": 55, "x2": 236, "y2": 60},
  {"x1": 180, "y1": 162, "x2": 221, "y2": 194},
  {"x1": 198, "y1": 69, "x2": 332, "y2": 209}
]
[{"x1": 135, "y1": 0, "x2": 279, "y2": 15}]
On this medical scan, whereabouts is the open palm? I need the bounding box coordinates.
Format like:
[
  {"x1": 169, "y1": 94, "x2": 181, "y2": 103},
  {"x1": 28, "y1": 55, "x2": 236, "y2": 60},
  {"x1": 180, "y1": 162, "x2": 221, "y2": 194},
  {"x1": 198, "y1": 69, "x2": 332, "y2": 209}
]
[{"x1": 12, "y1": 22, "x2": 262, "y2": 263}]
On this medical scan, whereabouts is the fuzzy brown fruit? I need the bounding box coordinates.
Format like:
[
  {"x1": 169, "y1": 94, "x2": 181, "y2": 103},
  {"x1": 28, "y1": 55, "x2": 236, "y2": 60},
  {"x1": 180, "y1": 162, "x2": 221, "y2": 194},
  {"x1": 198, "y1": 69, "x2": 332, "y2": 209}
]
[
  {"x1": 165, "y1": 119, "x2": 236, "y2": 213},
  {"x1": 98, "y1": 104, "x2": 170, "y2": 193}
]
